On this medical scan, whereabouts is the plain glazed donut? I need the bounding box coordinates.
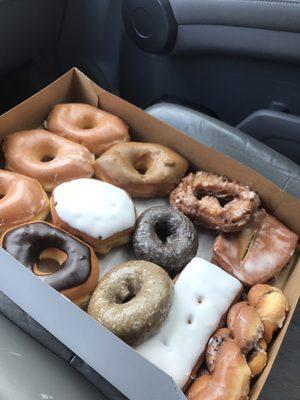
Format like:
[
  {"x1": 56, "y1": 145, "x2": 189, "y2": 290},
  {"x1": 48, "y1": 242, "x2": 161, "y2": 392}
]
[
  {"x1": 132, "y1": 206, "x2": 198, "y2": 277},
  {"x1": 170, "y1": 171, "x2": 260, "y2": 232},
  {"x1": 47, "y1": 103, "x2": 129, "y2": 155},
  {"x1": 94, "y1": 142, "x2": 188, "y2": 197},
  {"x1": 3, "y1": 129, "x2": 94, "y2": 191},
  {"x1": 0, "y1": 170, "x2": 49, "y2": 233},
  {"x1": 50, "y1": 179, "x2": 136, "y2": 254},
  {"x1": 1, "y1": 222, "x2": 99, "y2": 307},
  {"x1": 88, "y1": 260, "x2": 173, "y2": 346}
]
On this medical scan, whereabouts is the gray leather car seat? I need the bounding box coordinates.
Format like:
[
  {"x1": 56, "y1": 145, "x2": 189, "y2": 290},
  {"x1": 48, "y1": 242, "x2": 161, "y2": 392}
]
[
  {"x1": 146, "y1": 102, "x2": 300, "y2": 199},
  {"x1": 0, "y1": 313, "x2": 105, "y2": 400}
]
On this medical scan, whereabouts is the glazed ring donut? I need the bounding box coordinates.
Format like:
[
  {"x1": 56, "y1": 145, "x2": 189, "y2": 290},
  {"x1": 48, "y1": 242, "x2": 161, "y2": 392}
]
[
  {"x1": 50, "y1": 179, "x2": 136, "y2": 254},
  {"x1": 132, "y1": 206, "x2": 198, "y2": 277},
  {"x1": 47, "y1": 103, "x2": 129, "y2": 155},
  {"x1": 3, "y1": 129, "x2": 94, "y2": 191},
  {"x1": 94, "y1": 142, "x2": 188, "y2": 197},
  {"x1": 170, "y1": 172, "x2": 260, "y2": 232},
  {"x1": 1, "y1": 221, "x2": 99, "y2": 307},
  {"x1": 88, "y1": 260, "x2": 173, "y2": 346},
  {"x1": 0, "y1": 170, "x2": 49, "y2": 233}
]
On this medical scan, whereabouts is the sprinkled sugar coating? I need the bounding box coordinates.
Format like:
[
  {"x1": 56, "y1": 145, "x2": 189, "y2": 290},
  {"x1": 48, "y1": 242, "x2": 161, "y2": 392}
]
[
  {"x1": 88, "y1": 260, "x2": 173, "y2": 346},
  {"x1": 132, "y1": 206, "x2": 198, "y2": 277}
]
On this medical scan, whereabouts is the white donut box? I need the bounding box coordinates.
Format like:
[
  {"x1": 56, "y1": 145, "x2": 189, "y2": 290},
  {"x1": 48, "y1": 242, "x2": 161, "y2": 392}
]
[{"x1": 0, "y1": 68, "x2": 298, "y2": 400}]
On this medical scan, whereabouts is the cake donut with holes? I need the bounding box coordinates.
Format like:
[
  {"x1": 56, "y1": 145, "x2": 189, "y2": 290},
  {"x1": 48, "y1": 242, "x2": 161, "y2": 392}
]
[
  {"x1": 50, "y1": 178, "x2": 136, "y2": 254},
  {"x1": 1, "y1": 221, "x2": 99, "y2": 307},
  {"x1": 135, "y1": 257, "x2": 243, "y2": 389},
  {"x1": 170, "y1": 171, "x2": 260, "y2": 232}
]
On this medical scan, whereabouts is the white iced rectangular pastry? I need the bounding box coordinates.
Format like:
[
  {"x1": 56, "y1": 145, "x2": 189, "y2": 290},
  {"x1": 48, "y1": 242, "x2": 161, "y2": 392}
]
[{"x1": 135, "y1": 257, "x2": 242, "y2": 388}]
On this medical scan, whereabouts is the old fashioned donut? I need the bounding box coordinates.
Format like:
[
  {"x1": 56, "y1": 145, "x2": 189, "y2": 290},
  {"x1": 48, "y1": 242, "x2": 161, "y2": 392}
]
[
  {"x1": 212, "y1": 209, "x2": 298, "y2": 286},
  {"x1": 50, "y1": 179, "x2": 136, "y2": 254},
  {"x1": 47, "y1": 103, "x2": 129, "y2": 155},
  {"x1": 3, "y1": 129, "x2": 94, "y2": 191},
  {"x1": 88, "y1": 260, "x2": 173, "y2": 346},
  {"x1": 94, "y1": 142, "x2": 188, "y2": 197},
  {"x1": 170, "y1": 172, "x2": 260, "y2": 232},
  {"x1": 132, "y1": 206, "x2": 198, "y2": 276},
  {"x1": 0, "y1": 170, "x2": 49, "y2": 233},
  {"x1": 1, "y1": 222, "x2": 99, "y2": 307}
]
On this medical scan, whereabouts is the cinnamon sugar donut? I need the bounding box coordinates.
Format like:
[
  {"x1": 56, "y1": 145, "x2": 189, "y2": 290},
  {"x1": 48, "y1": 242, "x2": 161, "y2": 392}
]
[
  {"x1": 170, "y1": 172, "x2": 260, "y2": 232},
  {"x1": 0, "y1": 170, "x2": 49, "y2": 233},
  {"x1": 94, "y1": 142, "x2": 188, "y2": 197},
  {"x1": 3, "y1": 129, "x2": 94, "y2": 191},
  {"x1": 47, "y1": 103, "x2": 129, "y2": 155}
]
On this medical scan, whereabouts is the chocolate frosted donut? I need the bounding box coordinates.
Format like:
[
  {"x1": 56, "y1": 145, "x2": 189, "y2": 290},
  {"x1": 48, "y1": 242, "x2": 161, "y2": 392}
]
[
  {"x1": 132, "y1": 206, "x2": 198, "y2": 276},
  {"x1": 1, "y1": 221, "x2": 99, "y2": 306},
  {"x1": 88, "y1": 260, "x2": 173, "y2": 346}
]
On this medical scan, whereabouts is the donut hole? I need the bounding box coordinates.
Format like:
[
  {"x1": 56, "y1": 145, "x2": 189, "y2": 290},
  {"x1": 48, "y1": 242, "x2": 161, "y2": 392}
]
[
  {"x1": 78, "y1": 116, "x2": 96, "y2": 130},
  {"x1": 115, "y1": 280, "x2": 141, "y2": 304},
  {"x1": 194, "y1": 188, "x2": 234, "y2": 207},
  {"x1": 154, "y1": 221, "x2": 174, "y2": 244},
  {"x1": 33, "y1": 248, "x2": 68, "y2": 276},
  {"x1": 41, "y1": 155, "x2": 55, "y2": 162},
  {"x1": 133, "y1": 153, "x2": 152, "y2": 175}
]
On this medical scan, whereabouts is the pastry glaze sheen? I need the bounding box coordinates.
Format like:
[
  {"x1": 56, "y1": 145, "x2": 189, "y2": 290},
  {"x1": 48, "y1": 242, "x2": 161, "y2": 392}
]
[
  {"x1": 47, "y1": 103, "x2": 129, "y2": 155},
  {"x1": 1, "y1": 222, "x2": 99, "y2": 306},
  {"x1": 187, "y1": 340, "x2": 251, "y2": 400},
  {"x1": 212, "y1": 209, "x2": 298, "y2": 286},
  {"x1": 51, "y1": 179, "x2": 136, "y2": 254},
  {"x1": 135, "y1": 257, "x2": 242, "y2": 388},
  {"x1": 94, "y1": 142, "x2": 188, "y2": 197},
  {"x1": 132, "y1": 206, "x2": 198, "y2": 277},
  {"x1": 88, "y1": 260, "x2": 173, "y2": 347},
  {"x1": 0, "y1": 170, "x2": 49, "y2": 233},
  {"x1": 3, "y1": 129, "x2": 94, "y2": 191},
  {"x1": 170, "y1": 172, "x2": 260, "y2": 232}
]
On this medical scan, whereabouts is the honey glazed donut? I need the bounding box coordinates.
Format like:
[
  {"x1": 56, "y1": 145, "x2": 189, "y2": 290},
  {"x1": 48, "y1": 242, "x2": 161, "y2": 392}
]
[
  {"x1": 47, "y1": 103, "x2": 129, "y2": 155},
  {"x1": 0, "y1": 170, "x2": 49, "y2": 233},
  {"x1": 3, "y1": 129, "x2": 94, "y2": 191}
]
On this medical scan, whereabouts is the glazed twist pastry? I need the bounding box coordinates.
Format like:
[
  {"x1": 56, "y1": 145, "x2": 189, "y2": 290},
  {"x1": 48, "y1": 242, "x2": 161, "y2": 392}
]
[
  {"x1": 187, "y1": 338, "x2": 251, "y2": 400},
  {"x1": 187, "y1": 284, "x2": 288, "y2": 399},
  {"x1": 248, "y1": 284, "x2": 289, "y2": 344}
]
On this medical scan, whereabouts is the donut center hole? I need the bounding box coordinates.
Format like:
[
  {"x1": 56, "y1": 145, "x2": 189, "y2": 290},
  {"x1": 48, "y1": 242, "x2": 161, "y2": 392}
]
[
  {"x1": 155, "y1": 221, "x2": 173, "y2": 243},
  {"x1": 133, "y1": 153, "x2": 152, "y2": 175},
  {"x1": 194, "y1": 189, "x2": 234, "y2": 207},
  {"x1": 41, "y1": 155, "x2": 55, "y2": 162},
  {"x1": 34, "y1": 248, "x2": 68, "y2": 276},
  {"x1": 79, "y1": 116, "x2": 95, "y2": 129},
  {"x1": 115, "y1": 281, "x2": 141, "y2": 304}
]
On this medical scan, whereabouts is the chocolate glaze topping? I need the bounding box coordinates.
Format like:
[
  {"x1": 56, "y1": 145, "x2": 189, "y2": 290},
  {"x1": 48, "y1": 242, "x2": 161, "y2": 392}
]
[{"x1": 3, "y1": 222, "x2": 91, "y2": 291}]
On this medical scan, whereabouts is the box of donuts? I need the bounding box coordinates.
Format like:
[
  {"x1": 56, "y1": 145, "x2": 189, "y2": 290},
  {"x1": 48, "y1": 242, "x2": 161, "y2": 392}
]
[{"x1": 0, "y1": 68, "x2": 298, "y2": 400}]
